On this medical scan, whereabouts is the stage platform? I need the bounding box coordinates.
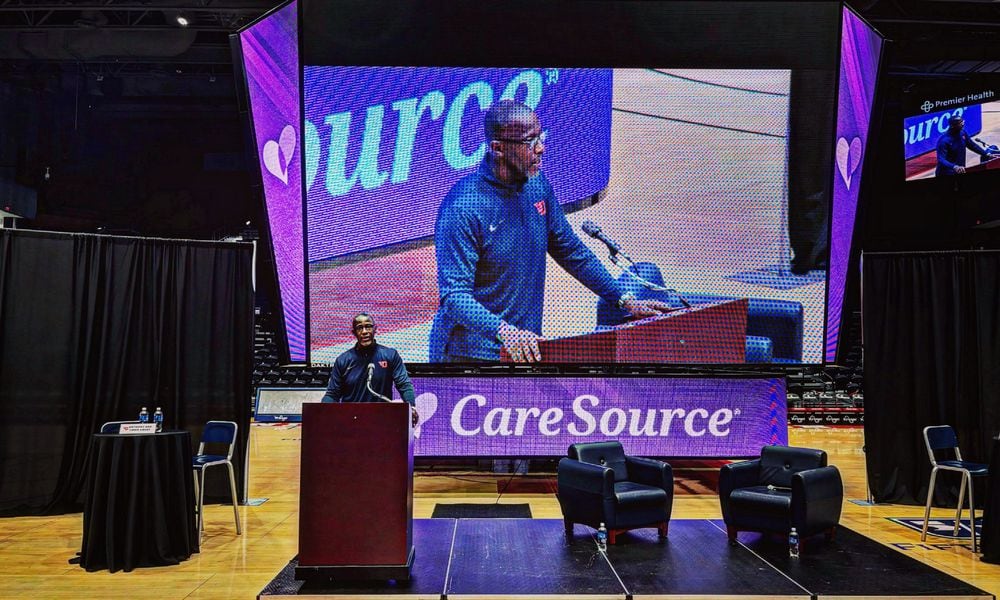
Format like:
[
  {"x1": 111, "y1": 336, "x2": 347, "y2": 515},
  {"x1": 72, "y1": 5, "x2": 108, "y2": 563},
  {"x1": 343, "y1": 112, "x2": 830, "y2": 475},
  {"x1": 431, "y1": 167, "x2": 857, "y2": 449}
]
[{"x1": 259, "y1": 518, "x2": 992, "y2": 599}]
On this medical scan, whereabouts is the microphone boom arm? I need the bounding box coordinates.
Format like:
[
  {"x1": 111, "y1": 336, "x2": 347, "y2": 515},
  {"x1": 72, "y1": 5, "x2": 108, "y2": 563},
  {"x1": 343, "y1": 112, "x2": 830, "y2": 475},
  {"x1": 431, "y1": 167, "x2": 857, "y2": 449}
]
[
  {"x1": 366, "y1": 363, "x2": 393, "y2": 403},
  {"x1": 607, "y1": 248, "x2": 692, "y2": 309}
]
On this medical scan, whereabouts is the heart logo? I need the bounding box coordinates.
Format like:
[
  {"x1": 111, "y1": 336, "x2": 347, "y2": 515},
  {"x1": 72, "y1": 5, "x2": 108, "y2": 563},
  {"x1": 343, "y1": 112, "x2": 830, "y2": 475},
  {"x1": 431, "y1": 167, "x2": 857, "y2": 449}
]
[
  {"x1": 413, "y1": 392, "x2": 438, "y2": 439},
  {"x1": 835, "y1": 136, "x2": 863, "y2": 190},
  {"x1": 262, "y1": 125, "x2": 296, "y2": 184}
]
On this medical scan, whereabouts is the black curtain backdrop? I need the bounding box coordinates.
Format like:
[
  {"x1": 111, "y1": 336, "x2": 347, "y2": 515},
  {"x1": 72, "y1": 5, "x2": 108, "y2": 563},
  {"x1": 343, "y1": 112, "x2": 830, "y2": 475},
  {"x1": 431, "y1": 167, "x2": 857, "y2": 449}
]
[
  {"x1": 0, "y1": 230, "x2": 253, "y2": 515},
  {"x1": 863, "y1": 250, "x2": 1000, "y2": 506}
]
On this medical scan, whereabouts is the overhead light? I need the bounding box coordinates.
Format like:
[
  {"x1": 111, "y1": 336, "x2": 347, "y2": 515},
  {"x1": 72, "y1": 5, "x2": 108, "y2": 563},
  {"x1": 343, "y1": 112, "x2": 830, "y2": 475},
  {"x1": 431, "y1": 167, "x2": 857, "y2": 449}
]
[{"x1": 176, "y1": 15, "x2": 190, "y2": 27}]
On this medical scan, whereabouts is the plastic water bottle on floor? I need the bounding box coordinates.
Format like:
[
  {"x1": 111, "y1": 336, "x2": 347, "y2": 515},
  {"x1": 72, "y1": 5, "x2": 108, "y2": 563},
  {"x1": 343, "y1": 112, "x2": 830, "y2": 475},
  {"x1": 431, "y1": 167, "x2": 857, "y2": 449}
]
[
  {"x1": 789, "y1": 527, "x2": 800, "y2": 558},
  {"x1": 139, "y1": 406, "x2": 149, "y2": 424},
  {"x1": 597, "y1": 523, "x2": 608, "y2": 552},
  {"x1": 153, "y1": 407, "x2": 163, "y2": 432}
]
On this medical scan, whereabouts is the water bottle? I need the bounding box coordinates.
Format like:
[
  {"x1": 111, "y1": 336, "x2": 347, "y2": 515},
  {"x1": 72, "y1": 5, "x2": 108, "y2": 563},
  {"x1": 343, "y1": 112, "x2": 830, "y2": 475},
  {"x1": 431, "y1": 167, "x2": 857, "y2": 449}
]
[
  {"x1": 789, "y1": 527, "x2": 800, "y2": 558},
  {"x1": 139, "y1": 406, "x2": 149, "y2": 423},
  {"x1": 153, "y1": 407, "x2": 164, "y2": 432},
  {"x1": 596, "y1": 522, "x2": 608, "y2": 552}
]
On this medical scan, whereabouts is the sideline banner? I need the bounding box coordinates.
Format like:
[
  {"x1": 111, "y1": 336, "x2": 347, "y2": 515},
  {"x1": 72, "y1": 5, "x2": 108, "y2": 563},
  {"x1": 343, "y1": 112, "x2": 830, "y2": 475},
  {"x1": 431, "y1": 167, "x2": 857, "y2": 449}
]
[{"x1": 401, "y1": 376, "x2": 787, "y2": 457}]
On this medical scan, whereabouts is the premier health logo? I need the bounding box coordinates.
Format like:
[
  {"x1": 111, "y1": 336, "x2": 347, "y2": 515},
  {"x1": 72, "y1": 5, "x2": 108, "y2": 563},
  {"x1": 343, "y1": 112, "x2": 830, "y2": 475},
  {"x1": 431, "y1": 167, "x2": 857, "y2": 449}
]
[{"x1": 921, "y1": 100, "x2": 934, "y2": 113}]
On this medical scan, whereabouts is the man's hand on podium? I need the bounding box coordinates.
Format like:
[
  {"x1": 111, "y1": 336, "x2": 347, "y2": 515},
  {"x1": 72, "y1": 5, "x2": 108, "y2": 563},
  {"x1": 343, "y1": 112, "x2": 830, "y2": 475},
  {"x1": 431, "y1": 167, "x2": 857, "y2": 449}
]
[
  {"x1": 411, "y1": 405, "x2": 419, "y2": 427},
  {"x1": 497, "y1": 321, "x2": 543, "y2": 363},
  {"x1": 621, "y1": 297, "x2": 675, "y2": 318}
]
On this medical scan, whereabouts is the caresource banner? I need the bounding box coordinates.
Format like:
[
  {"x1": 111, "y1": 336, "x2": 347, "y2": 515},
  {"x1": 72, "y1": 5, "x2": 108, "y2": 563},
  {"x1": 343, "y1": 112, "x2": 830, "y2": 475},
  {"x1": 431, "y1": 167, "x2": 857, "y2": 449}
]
[
  {"x1": 399, "y1": 376, "x2": 787, "y2": 457},
  {"x1": 303, "y1": 67, "x2": 613, "y2": 262}
]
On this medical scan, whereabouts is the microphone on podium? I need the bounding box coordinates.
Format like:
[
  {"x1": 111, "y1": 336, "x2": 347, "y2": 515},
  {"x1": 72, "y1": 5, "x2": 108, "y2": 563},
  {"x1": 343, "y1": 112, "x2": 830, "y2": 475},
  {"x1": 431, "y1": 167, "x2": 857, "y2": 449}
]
[
  {"x1": 581, "y1": 219, "x2": 692, "y2": 309},
  {"x1": 581, "y1": 220, "x2": 634, "y2": 263},
  {"x1": 366, "y1": 363, "x2": 393, "y2": 402}
]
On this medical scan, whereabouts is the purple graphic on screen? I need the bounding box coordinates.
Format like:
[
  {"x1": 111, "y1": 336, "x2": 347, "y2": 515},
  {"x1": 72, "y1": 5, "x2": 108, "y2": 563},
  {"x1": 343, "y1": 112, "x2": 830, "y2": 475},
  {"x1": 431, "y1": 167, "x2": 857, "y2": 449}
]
[
  {"x1": 400, "y1": 376, "x2": 787, "y2": 457},
  {"x1": 240, "y1": 2, "x2": 305, "y2": 360},
  {"x1": 827, "y1": 8, "x2": 882, "y2": 363},
  {"x1": 303, "y1": 67, "x2": 613, "y2": 262}
]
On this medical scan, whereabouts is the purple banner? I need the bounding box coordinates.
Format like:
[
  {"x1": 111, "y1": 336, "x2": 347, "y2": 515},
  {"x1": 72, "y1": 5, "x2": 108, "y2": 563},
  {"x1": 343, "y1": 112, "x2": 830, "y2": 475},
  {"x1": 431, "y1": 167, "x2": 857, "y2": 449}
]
[
  {"x1": 396, "y1": 376, "x2": 787, "y2": 457},
  {"x1": 303, "y1": 67, "x2": 613, "y2": 262},
  {"x1": 239, "y1": 2, "x2": 306, "y2": 360},
  {"x1": 827, "y1": 8, "x2": 882, "y2": 363}
]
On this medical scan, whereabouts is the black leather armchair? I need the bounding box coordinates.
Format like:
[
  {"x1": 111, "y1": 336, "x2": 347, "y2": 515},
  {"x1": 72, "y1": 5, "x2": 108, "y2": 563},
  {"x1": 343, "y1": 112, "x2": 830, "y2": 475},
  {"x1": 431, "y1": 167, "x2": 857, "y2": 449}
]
[
  {"x1": 557, "y1": 441, "x2": 673, "y2": 544},
  {"x1": 719, "y1": 445, "x2": 843, "y2": 545}
]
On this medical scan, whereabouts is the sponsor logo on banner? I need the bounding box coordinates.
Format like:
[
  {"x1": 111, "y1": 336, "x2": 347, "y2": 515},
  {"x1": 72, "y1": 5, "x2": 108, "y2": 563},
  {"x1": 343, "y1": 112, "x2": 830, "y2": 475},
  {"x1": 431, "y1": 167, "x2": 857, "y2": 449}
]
[
  {"x1": 403, "y1": 376, "x2": 787, "y2": 456},
  {"x1": 823, "y1": 412, "x2": 843, "y2": 426}
]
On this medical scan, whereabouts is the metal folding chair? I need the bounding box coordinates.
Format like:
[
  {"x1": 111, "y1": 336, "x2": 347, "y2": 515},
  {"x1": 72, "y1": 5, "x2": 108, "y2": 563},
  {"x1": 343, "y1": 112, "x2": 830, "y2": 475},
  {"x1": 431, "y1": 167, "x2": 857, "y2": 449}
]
[
  {"x1": 192, "y1": 421, "x2": 242, "y2": 541},
  {"x1": 922, "y1": 425, "x2": 988, "y2": 552}
]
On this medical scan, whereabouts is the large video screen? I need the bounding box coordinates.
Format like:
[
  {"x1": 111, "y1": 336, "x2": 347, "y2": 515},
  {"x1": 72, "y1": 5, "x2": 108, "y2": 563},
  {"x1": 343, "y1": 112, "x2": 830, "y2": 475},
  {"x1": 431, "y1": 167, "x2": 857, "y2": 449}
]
[
  {"x1": 304, "y1": 67, "x2": 829, "y2": 364},
  {"x1": 826, "y1": 7, "x2": 883, "y2": 362},
  {"x1": 903, "y1": 99, "x2": 1000, "y2": 181},
  {"x1": 235, "y1": 1, "x2": 879, "y2": 366},
  {"x1": 238, "y1": 0, "x2": 305, "y2": 360}
]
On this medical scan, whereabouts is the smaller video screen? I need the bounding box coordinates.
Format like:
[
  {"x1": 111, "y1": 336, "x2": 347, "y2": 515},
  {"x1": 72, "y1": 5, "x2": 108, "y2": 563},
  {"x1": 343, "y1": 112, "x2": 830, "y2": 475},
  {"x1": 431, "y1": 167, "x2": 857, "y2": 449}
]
[{"x1": 904, "y1": 100, "x2": 1000, "y2": 181}]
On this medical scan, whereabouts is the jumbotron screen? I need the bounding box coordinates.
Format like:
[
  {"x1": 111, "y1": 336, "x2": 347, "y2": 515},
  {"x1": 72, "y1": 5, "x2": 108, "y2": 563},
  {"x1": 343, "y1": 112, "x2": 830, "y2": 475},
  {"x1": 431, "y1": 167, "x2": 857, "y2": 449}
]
[
  {"x1": 304, "y1": 67, "x2": 823, "y2": 364},
  {"x1": 238, "y1": 1, "x2": 882, "y2": 365},
  {"x1": 904, "y1": 99, "x2": 1000, "y2": 181}
]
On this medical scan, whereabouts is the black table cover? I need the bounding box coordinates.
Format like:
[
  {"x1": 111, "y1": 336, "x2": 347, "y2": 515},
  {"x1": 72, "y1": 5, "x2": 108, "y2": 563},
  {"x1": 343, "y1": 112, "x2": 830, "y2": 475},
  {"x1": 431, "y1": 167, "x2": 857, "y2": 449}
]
[
  {"x1": 981, "y1": 437, "x2": 1000, "y2": 563},
  {"x1": 80, "y1": 431, "x2": 198, "y2": 572}
]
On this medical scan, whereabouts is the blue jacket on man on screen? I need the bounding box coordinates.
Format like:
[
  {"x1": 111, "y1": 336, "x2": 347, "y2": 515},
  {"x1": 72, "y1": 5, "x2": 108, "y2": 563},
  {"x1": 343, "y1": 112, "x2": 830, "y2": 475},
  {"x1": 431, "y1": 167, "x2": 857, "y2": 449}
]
[
  {"x1": 430, "y1": 157, "x2": 623, "y2": 362},
  {"x1": 936, "y1": 129, "x2": 991, "y2": 176}
]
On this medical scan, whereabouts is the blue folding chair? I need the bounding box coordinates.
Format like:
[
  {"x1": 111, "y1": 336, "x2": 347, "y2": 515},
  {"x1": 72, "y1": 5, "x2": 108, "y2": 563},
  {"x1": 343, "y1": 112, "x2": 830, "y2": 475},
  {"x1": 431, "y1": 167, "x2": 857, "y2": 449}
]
[
  {"x1": 922, "y1": 425, "x2": 988, "y2": 552},
  {"x1": 192, "y1": 421, "x2": 242, "y2": 541}
]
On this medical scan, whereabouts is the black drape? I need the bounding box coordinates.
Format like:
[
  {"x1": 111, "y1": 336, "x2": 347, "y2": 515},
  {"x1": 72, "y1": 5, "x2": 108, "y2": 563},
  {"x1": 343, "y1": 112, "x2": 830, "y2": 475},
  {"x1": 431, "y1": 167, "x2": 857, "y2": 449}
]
[
  {"x1": 863, "y1": 250, "x2": 1000, "y2": 505},
  {"x1": 81, "y1": 431, "x2": 197, "y2": 571},
  {"x1": 0, "y1": 230, "x2": 253, "y2": 515}
]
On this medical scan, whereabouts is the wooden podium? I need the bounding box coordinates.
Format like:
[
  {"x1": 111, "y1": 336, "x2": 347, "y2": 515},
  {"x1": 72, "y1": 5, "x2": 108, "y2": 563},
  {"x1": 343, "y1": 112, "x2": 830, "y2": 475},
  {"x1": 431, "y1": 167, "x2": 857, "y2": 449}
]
[
  {"x1": 965, "y1": 156, "x2": 1000, "y2": 174},
  {"x1": 296, "y1": 402, "x2": 414, "y2": 581},
  {"x1": 502, "y1": 299, "x2": 749, "y2": 363}
]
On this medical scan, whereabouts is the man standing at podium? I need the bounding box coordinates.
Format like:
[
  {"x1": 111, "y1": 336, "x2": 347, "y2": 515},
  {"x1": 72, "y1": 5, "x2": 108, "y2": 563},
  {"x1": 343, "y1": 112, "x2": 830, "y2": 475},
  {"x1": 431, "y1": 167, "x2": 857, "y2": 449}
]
[
  {"x1": 936, "y1": 114, "x2": 998, "y2": 176},
  {"x1": 431, "y1": 99, "x2": 671, "y2": 363},
  {"x1": 323, "y1": 313, "x2": 419, "y2": 426}
]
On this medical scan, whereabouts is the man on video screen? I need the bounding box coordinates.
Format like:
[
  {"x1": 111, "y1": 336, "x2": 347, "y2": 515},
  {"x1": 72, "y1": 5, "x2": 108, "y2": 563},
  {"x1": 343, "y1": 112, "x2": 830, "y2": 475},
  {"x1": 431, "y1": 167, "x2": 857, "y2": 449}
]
[
  {"x1": 936, "y1": 115, "x2": 997, "y2": 176},
  {"x1": 430, "y1": 99, "x2": 670, "y2": 363}
]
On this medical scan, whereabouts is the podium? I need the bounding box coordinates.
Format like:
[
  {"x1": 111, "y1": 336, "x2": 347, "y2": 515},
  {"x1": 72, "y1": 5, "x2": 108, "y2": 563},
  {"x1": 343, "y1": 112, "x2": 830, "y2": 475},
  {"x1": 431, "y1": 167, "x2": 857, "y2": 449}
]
[
  {"x1": 296, "y1": 403, "x2": 414, "y2": 581},
  {"x1": 965, "y1": 156, "x2": 1000, "y2": 174},
  {"x1": 503, "y1": 299, "x2": 748, "y2": 363}
]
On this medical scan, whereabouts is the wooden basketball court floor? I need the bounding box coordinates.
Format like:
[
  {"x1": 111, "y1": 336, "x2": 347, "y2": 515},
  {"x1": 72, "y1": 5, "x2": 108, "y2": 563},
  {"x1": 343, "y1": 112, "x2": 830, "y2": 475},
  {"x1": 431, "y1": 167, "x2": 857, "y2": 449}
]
[{"x1": 1, "y1": 425, "x2": 998, "y2": 599}]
